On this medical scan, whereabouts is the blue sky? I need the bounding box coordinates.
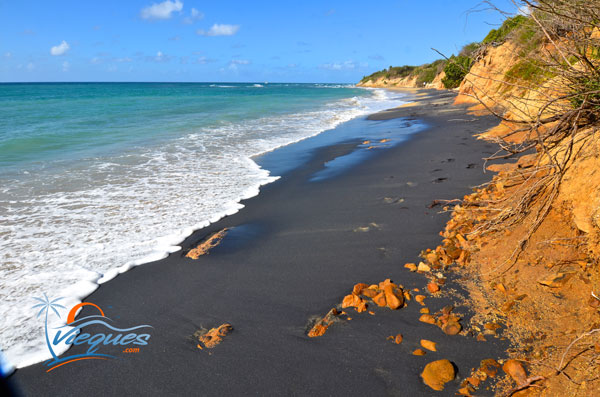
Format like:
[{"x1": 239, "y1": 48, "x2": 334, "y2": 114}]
[{"x1": 0, "y1": 0, "x2": 519, "y2": 83}]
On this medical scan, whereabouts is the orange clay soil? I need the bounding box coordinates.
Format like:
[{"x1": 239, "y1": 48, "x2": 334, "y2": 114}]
[{"x1": 429, "y1": 124, "x2": 600, "y2": 395}]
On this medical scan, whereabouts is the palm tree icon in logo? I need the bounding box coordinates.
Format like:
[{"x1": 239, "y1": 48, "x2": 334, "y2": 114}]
[{"x1": 32, "y1": 294, "x2": 66, "y2": 361}]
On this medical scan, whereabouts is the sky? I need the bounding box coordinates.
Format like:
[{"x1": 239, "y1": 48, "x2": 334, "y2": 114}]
[{"x1": 0, "y1": 0, "x2": 520, "y2": 83}]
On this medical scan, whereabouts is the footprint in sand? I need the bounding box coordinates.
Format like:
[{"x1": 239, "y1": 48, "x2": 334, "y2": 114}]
[
  {"x1": 353, "y1": 222, "x2": 381, "y2": 232},
  {"x1": 383, "y1": 197, "x2": 405, "y2": 204}
]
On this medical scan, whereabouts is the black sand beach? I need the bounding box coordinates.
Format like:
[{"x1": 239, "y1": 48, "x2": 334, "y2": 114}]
[{"x1": 11, "y1": 89, "x2": 506, "y2": 396}]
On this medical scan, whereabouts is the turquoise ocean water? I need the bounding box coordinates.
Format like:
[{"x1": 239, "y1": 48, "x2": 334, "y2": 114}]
[{"x1": 0, "y1": 82, "x2": 406, "y2": 370}]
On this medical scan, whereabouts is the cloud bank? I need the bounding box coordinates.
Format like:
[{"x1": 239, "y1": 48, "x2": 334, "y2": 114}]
[
  {"x1": 197, "y1": 24, "x2": 240, "y2": 37},
  {"x1": 141, "y1": 0, "x2": 183, "y2": 20},
  {"x1": 50, "y1": 41, "x2": 70, "y2": 56}
]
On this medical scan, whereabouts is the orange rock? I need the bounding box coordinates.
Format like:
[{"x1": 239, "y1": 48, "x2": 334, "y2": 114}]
[
  {"x1": 361, "y1": 288, "x2": 378, "y2": 298},
  {"x1": 476, "y1": 334, "x2": 487, "y2": 342},
  {"x1": 403, "y1": 291, "x2": 412, "y2": 301},
  {"x1": 413, "y1": 349, "x2": 427, "y2": 356},
  {"x1": 186, "y1": 228, "x2": 229, "y2": 259},
  {"x1": 307, "y1": 324, "x2": 327, "y2": 338},
  {"x1": 356, "y1": 300, "x2": 368, "y2": 313},
  {"x1": 420, "y1": 307, "x2": 430, "y2": 314},
  {"x1": 307, "y1": 308, "x2": 339, "y2": 338},
  {"x1": 484, "y1": 322, "x2": 501, "y2": 331},
  {"x1": 466, "y1": 376, "x2": 481, "y2": 387},
  {"x1": 419, "y1": 314, "x2": 436, "y2": 324},
  {"x1": 342, "y1": 294, "x2": 356, "y2": 308},
  {"x1": 378, "y1": 278, "x2": 397, "y2": 290},
  {"x1": 420, "y1": 339, "x2": 437, "y2": 351},
  {"x1": 415, "y1": 295, "x2": 426, "y2": 305},
  {"x1": 196, "y1": 323, "x2": 233, "y2": 348},
  {"x1": 383, "y1": 284, "x2": 404, "y2": 310},
  {"x1": 352, "y1": 283, "x2": 369, "y2": 295},
  {"x1": 368, "y1": 311, "x2": 375, "y2": 315},
  {"x1": 427, "y1": 282, "x2": 440, "y2": 293},
  {"x1": 421, "y1": 359, "x2": 456, "y2": 391},
  {"x1": 442, "y1": 321, "x2": 462, "y2": 335},
  {"x1": 503, "y1": 359, "x2": 527, "y2": 386},
  {"x1": 373, "y1": 292, "x2": 387, "y2": 307},
  {"x1": 425, "y1": 252, "x2": 439, "y2": 266},
  {"x1": 404, "y1": 263, "x2": 417, "y2": 271},
  {"x1": 480, "y1": 359, "x2": 500, "y2": 377},
  {"x1": 457, "y1": 250, "x2": 469, "y2": 266},
  {"x1": 394, "y1": 334, "x2": 403, "y2": 344}
]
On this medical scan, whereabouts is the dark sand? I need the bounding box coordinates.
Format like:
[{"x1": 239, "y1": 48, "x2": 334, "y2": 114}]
[{"x1": 11, "y1": 89, "x2": 505, "y2": 396}]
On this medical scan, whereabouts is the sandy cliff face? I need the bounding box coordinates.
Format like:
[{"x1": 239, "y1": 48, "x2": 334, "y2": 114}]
[
  {"x1": 357, "y1": 74, "x2": 420, "y2": 88},
  {"x1": 357, "y1": 70, "x2": 445, "y2": 89}
]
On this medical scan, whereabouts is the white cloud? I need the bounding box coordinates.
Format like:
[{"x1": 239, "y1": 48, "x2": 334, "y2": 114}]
[
  {"x1": 320, "y1": 60, "x2": 356, "y2": 70},
  {"x1": 90, "y1": 57, "x2": 101, "y2": 64},
  {"x1": 62, "y1": 61, "x2": 70, "y2": 72},
  {"x1": 228, "y1": 59, "x2": 250, "y2": 71},
  {"x1": 147, "y1": 51, "x2": 171, "y2": 63},
  {"x1": 141, "y1": 0, "x2": 183, "y2": 20},
  {"x1": 50, "y1": 40, "x2": 70, "y2": 56},
  {"x1": 4, "y1": 52, "x2": 11, "y2": 58},
  {"x1": 115, "y1": 57, "x2": 132, "y2": 63},
  {"x1": 194, "y1": 56, "x2": 216, "y2": 64},
  {"x1": 183, "y1": 7, "x2": 203, "y2": 24},
  {"x1": 197, "y1": 24, "x2": 240, "y2": 37},
  {"x1": 26, "y1": 62, "x2": 34, "y2": 71}
]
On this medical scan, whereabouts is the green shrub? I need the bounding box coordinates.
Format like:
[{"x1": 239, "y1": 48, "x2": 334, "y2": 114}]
[
  {"x1": 459, "y1": 42, "x2": 481, "y2": 58},
  {"x1": 442, "y1": 55, "x2": 473, "y2": 89},
  {"x1": 483, "y1": 15, "x2": 529, "y2": 44},
  {"x1": 414, "y1": 59, "x2": 447, "y2": 85},
  {"x1": 504, "y1": 59, "x2": 550, "y2": 85}
]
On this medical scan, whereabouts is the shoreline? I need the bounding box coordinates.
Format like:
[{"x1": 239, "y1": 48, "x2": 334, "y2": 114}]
[
  {"x1": 1, "y1": 84, "x2": 403, "y2": 371},
  {"x1": 11, "y1": 89, "x2": 507, "y2": 395}
]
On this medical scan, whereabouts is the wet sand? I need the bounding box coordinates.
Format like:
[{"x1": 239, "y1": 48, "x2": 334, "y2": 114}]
[{"x1": 11, "y1": 89, "x2": 505, "y2": 396}]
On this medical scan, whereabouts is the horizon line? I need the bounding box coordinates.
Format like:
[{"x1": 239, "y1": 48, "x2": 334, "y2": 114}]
[{"x1": 0, "y1": 81, "x2": 355, "y2": 85}]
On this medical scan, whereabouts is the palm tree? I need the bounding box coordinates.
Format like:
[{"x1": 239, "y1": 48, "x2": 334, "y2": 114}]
[{"x1": 32, "y1": 294, "x2": 65, "y2": 361}]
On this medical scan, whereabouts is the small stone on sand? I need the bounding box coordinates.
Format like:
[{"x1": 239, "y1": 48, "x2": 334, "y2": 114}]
[{"x1": 420, "y1": 339, "x2": 437, "y2": 351}]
